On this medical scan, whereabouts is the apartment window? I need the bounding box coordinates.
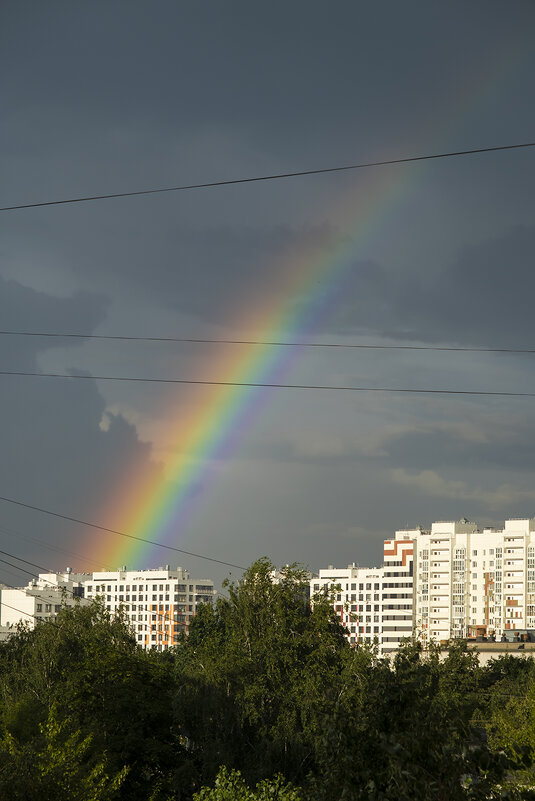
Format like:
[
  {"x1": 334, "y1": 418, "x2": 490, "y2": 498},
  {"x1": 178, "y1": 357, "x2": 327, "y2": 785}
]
[
  {"x1": 119, "y1": 586, "x2": 124, "y2": 592},
  {"x1": 45, "y1": 604, "x2": 51, "y2": 612},
  {"x1": 473, "y1": 550, "x2": 477, "y2": 556},
  {"x1": 54, "y1": 605, "x2": 60, "y2": 612},
  {"x1": 36, "y1": 603, "x2": 42, "y2": 612}
]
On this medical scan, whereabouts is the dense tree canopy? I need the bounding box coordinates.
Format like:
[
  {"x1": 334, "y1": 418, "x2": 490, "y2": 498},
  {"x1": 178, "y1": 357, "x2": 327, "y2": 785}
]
[{"x1": 0, "y1": 559, "x2": 533, "y2": 799}]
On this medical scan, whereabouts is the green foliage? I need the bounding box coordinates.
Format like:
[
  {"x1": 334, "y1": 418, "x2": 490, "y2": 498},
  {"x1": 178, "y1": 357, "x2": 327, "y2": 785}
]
[
  {"x1": 0, "y1": 565, "x2": 533, "y2": 799},
  {"x1": 0, "y1": 703, "x2": 127, "y2": 800},
  {"x1": 483, "y1": 655, "x2": 535, "y2": 794},
  {"x1": 0, "y1": 600, "x2": 182, "y2": 801},
  {"x1": 193, "y1": 766, "x2": 302, "y2": 801},
  {"x1": 311, "y1": 641, "x2": 520, "y2": 800},
  {"x1": 174, "y1": 558, "x2": 348, "y2": 789}
]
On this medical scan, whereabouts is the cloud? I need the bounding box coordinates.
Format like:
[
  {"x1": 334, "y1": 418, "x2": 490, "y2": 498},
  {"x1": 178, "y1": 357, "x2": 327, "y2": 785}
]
[
  {"x1": 0, "y1": 278, "x2": 163, "y2": 572},
  {"x1": 390, "y1": 468, "x2": 535, "y2": 510}
]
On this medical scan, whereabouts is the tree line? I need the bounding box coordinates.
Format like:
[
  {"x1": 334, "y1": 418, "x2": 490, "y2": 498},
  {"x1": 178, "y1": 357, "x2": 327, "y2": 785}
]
[{"x1": 0, "y1": 558, "x2": 534, "y2": 800}]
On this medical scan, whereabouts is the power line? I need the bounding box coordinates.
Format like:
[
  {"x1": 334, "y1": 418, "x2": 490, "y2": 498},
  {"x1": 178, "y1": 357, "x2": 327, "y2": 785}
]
[
  {"x1": 2, "y1": 368, "x2": 535, "y2": 398},
  {"x1": 1, "y1": 141, "x2": 534, "y2": 213},
  {"x1": 2, "y1": 329, "x2": 535, "y2": 355},
  {"x1": 0, "y1": 494, "x2": 246, "y2": 571}
]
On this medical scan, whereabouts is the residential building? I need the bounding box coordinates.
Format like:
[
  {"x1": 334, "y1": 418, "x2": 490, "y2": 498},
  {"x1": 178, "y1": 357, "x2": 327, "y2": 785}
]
[
  {"x1": 0, "y1": 565, "x2": 216, "y2": 651},
  {"x1": 84, "y1": 565, "x2": 216, "y2": 650},
  {"x1": 414, "y1": 518, "x2": 535, "y2": 644},
  {"x1": 0, "y1": 567, "x2": 88, "y2": 629},
  {"x1": 311, "y1": 563, "x2": 384, "y2": 650}
]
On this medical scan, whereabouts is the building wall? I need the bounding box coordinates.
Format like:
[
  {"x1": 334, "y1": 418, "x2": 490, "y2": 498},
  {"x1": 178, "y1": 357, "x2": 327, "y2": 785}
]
[
  {"x1": 0, "y1": 570, "x2": 88, "y2": 628},
  {"x1": 314, "y1": 518, "x2": 535, "y2": 654},
  {"x1": 311, "y1": 564, "x2": 384, "y2": 651},
  {"x1": 414, "y1": 519, "x2": 535, "y2": 644},
  {"x1": 84, "y1": 566, "x2": 216, "y2": 650}
]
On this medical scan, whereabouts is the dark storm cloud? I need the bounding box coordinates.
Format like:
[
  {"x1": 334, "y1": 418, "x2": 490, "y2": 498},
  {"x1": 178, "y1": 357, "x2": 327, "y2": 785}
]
[
  {"x1": 0, "y1": 278, "x2": 163, "y2": 569},
  {"x1": 0, "y1": 276, "x2": 107, "y2": 361},
  {"x1": 382, "y1": 414, "x2": 535, "y2": 473},
  {"x1": 1, "y1": 0, "x2": 535, "y2": 583},
  {"x1": 330, "y1": 224, "x2": 535, "y2": 349}
]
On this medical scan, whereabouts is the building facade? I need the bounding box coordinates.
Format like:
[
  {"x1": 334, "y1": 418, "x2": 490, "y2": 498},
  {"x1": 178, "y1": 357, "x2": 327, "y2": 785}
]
[
  {"x1": 0, "y1": 568, "x2": 87, "y2": 629},
  {"x1": 414, "y1": 518, "x2": 535, "y2": 644},
  {"x1": 83, "y1": 566, "x2": 216, "y2": 650},
  {"x1": 0, "y1": 565, "x2": 216, "y2": 651},
  {"x1": 314, "y1": 518, "x2": 535, "y2": 653}
]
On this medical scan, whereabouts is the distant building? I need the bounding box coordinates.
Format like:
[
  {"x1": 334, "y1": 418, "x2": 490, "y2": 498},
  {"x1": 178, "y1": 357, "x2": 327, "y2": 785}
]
[
  {"x1": 83, "y1": 566, "x2": 216, "y2": 650},
  {"x1": 0, "y1": 567, "x2": 88, "y2": 630},
  {"x1": 311, "y1": 533, "x2": 414, "y2": 654},
  {"x1": 315, "y1": 518, "x2": 535, "y2": 654},
  {"x1": 414, "y1": 518, "x2": 535, "y2": 645},
  {"x1": 0, "y1": 565, "x2": 216, "y2": 651}
]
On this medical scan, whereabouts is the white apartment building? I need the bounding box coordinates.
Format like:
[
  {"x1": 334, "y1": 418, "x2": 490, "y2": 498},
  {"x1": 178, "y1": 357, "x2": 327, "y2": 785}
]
[
  {"x1": 0, "y1": 565, "x2": 216, "y2": 651},
  {"x1": 84, "y1": 565, "x2": 216, "y2": 650},
  {"x1": 314, "y1": 518, "x2": 535, "y2": 653},
  {"x1": 414, "y1": 518, "x2": 535, "y2": 644},
  {"x1": 0, "y1": 567, "x2": 88, "y2": 629},
  {"x1": 312, "y1": 536, "x2": 416, "y2": 654},
  {"x1": 381, "y1": 531, "x2": 415, "y2": 653},
  {"x1": 311, "y1": 563, "x2": 382, "y2": 648}
]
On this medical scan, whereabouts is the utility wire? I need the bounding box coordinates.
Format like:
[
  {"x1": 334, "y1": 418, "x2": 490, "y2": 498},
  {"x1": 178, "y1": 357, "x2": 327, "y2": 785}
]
[
  {"x1": 1, "y1": 141, "x2": 534, "y2": 213},
  {"x1": 2, "y1": 369, "x2": 535, "y2": 398},
  {"x1": 0, "y1": 494, "x2": 246, "y2": 570},
  {"x1": 2, "y1": 329, "x2": 535, "y2": 355}
]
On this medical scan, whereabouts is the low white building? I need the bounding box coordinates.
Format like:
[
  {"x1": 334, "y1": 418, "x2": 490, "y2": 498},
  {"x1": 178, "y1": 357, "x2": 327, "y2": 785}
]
[
  {"x1": 0, "y1": 565, "x2": 216, "y2": 651},
  {"x1": 84, "y1": 565, "x2": 216, "y2": 650},
  {"x1": 0, "y1": 567, "x2": 88, "y2": 629}
]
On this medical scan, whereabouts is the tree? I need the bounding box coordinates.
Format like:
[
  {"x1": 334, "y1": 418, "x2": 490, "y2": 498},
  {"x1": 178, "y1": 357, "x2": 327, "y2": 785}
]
[
  {"x1": 312, "y1": 641, "x2": 521, "y2": 801},
  {"x1": 0, "y1": 600, "x2": 184, "y2": 800},
  {"x1": 174, "y1": 558, "x2": 349, "y2": 791},
  {"x1": 193, "y1": 766, "x2": 302, "y2": 801}
]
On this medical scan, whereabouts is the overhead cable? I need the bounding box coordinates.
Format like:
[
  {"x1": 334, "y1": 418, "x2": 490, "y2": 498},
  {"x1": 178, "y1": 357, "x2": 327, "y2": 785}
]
[
  {"x1": 1, "y1": 141, "x2": 534, "y2": 212},
  {"x1": 0, "y1": 494, "x2": 246, "y2": 570},
  {"x1": 2, "y1": 369, "x2": 535, "y2": 398},
  {"x1": 2, "y1": 329, "x2": 535, "y2": 355}
]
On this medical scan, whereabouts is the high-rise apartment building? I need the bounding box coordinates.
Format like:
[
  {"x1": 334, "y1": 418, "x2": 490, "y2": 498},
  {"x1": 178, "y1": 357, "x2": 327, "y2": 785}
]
[
  {"x1": 413, "y1": 518, "x2": 535, "y2": 644},
  {"x1": 314, "y1": 518, "x2": 535, "y2": 653}
]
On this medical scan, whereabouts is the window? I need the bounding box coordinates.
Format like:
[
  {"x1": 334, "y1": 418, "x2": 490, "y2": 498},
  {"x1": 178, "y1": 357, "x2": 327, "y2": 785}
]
[{"x1": 36, "y1": 603, "x2": 42, "y2": 612}]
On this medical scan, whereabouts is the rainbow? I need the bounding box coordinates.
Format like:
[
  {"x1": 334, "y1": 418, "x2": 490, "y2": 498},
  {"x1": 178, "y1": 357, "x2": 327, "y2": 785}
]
[{"x1": 95, "y1": 45, "x2": 525, "y2": 570}]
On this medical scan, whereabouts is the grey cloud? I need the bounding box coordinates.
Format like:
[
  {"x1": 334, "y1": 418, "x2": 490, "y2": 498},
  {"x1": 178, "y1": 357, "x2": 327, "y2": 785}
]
[{"x1": 0, "y1": 278, "x2": 163, "y2": 573}]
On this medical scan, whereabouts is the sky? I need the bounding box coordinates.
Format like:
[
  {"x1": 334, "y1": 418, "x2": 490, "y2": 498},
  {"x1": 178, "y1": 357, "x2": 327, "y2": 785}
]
[{"x1": 1, "y1": 1, "x2": 535, "y2": 589}]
